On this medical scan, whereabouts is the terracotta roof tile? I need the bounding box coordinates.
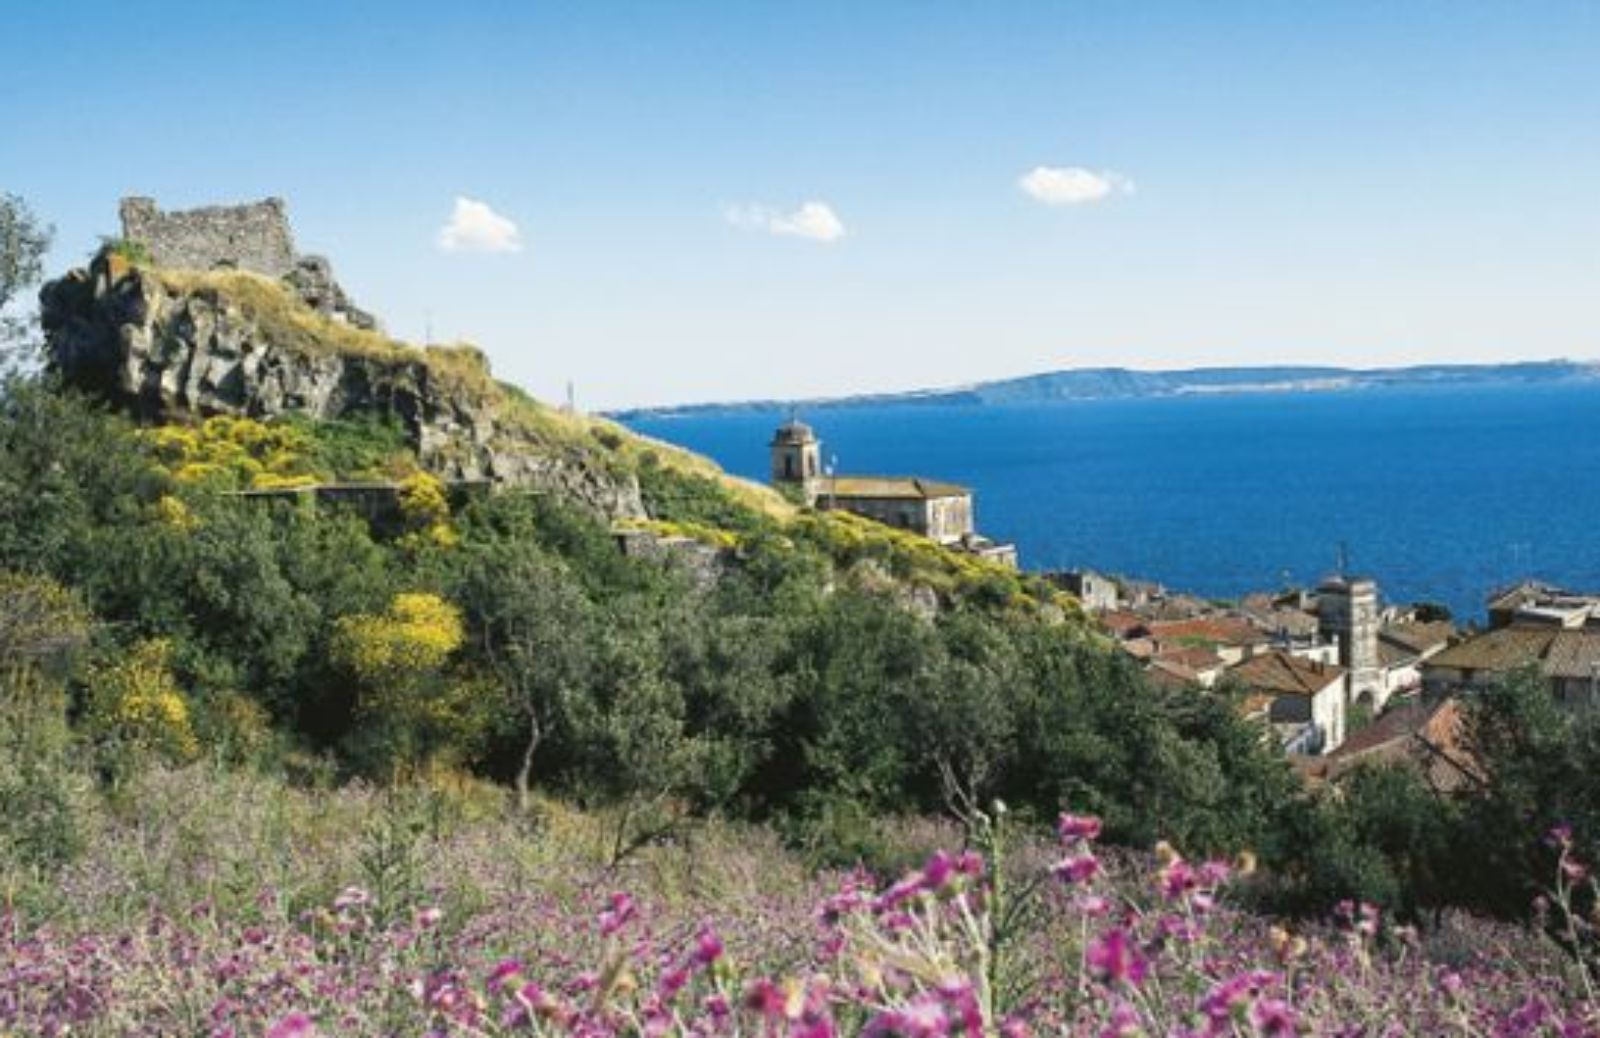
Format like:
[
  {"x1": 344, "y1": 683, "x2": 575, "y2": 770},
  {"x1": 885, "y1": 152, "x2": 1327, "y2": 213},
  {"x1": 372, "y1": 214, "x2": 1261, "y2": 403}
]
[
  {"x1": 822, "y1": 476, "x2": 969, "y2": 500},
  {"x1": 1313, "y1": 698, "x2": 1481, "y2": 792},
  {"x1": 1381, "y1": 621, "x2": 1456, "y2": 657},
  {"x1": 1100, "y1": 611, "x2": 1145, "y2": 636},
  {"x1": 1146, "y1": 616, "x2": 1268, "y2": 648},
  {"x1": 1230, "y1": 651, "x2": 1346, "y2": 697},
  {"x1": 1155, "y1": 645, "x2": 1227, "y2": 672},
  {"x1": 1428, "y1": 627, "x2": 1559, "y2": 672}
]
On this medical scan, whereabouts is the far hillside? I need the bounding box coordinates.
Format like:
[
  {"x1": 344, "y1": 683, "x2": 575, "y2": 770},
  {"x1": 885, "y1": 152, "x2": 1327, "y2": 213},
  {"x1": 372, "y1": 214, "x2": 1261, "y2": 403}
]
[{"x1": 612, "y1": 359, "x2": 1600, "y2": 419}]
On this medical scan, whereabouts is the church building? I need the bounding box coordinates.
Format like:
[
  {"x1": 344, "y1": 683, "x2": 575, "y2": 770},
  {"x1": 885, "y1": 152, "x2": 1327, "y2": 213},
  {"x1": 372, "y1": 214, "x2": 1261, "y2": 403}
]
[{"x1": 769, "y1": 419, "x2": 1016, "y2": 565}]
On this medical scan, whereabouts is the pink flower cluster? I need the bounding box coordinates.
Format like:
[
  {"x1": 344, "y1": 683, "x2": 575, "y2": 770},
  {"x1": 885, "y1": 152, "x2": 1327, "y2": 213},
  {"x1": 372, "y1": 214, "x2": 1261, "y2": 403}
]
[{"x1": 4, "y1": 815, "x2": 1596, "y2": 1037}]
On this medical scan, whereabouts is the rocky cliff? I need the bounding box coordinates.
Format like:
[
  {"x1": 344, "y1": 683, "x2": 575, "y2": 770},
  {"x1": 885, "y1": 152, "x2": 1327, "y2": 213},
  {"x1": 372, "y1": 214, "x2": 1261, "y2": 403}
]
[{"x1": 41, "y1": 251, "x2": 647, "y2": 519}]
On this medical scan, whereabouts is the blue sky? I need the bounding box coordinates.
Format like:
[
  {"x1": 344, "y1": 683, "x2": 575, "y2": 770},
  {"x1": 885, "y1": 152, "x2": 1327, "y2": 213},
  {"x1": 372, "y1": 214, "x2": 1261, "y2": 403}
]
[{"x1": 4, "y1": 2, "x2": 1598, "y2": 408}]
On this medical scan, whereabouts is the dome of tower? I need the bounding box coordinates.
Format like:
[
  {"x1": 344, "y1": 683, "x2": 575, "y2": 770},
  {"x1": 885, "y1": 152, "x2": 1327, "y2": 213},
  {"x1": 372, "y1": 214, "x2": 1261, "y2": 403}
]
[{"x1": 770, "y1": 419, "x2": 817, "y2": 445}]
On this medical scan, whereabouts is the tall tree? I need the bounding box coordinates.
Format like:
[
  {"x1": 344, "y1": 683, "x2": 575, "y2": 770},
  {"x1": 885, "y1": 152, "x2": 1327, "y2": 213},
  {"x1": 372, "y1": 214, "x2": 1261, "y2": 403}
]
[
  {"x1": 0, "y1": 193, "x2": 53, "y2": 368},
  {"x1": 461, "y1": 544, "x2": 597, "y2": 810}
]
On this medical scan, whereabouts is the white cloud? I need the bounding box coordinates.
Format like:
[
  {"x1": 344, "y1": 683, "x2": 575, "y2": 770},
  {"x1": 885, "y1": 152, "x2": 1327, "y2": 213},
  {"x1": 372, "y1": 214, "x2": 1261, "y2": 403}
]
[
  {"x1": 1017, "y1": 166, "x2": 1135, "y2": 206},
  {"x1": 437, "y1": 196, "x2": 524, "y2": 253},
  {"x1": 724, "y1": 200, "x2": 846, "y2": 243}
]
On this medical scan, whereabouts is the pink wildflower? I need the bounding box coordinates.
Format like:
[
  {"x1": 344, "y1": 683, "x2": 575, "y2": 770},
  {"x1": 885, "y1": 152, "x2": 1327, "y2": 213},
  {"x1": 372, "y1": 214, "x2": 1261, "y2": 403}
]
[
  {"x1": 266, "y1": 1014, "x2": 317, "y2": 1038},
  {"x1": 657, "y1": 965, "x2": 690, "y2": 1000},
  {"x1": 921, "y1": 850, "x2": 956, "y2": 891},
  {"x1": 1159, "y1": 859, "x2": 1197, "y2": 900},
  {"x1": 1098, "y1": 1000, "x2": 1140, "y2": 1038},
  {"x1": 1251, "y1": 999, "x2": 1296, "y2": 1037},
  {"x1": 1086, "y1": 928, "x2": 1148, "y2": 987},
  {"x1": 1053, "y1": 853, "x2": 1102, "y2": 885},
  {"x1": 331, "y1": 887, "x2": 370, "y2": 912},
  {"x1": 486, "y1": 959, "x2": 523, "y2": 991},
  {"x1": 1000, "y1": 1015, "x2": 1032, "y2": 1038},
  {"x1": 1076, "y1": 894, "x2": 1113, "y2": 917},
  {"x1": 744, "y1": 978, "x2": 785, "y2": 1017},
  {"x1": 1058, "y1": 813, "x2": 1103, "y2": 843},
  {"x1": 598, "y1": 892, "x2": 637, "y2": 936},
  {"x1": 692, "y1": 925, "x2": 725, "y2": 966},
  {"x1": 954, "y1": 850, "x2": 986, "y2": 879}
]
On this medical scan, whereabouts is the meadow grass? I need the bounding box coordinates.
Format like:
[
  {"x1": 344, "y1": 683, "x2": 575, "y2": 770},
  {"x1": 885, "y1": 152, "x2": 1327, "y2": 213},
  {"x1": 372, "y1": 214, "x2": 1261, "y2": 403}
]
[{"x1": 3, "y1": 764, "x2": 1591, "y2": 1036}]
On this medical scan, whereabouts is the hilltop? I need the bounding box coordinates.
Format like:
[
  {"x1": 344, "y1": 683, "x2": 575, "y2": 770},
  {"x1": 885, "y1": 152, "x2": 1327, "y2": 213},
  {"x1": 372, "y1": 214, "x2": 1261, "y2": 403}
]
[
  {"x1": 42, "y1": 247, "x2": 789, "y2": 523},
  {"x1": 611, "y1": 359, "x2": 1600, "y2": 419},
  {"x1": 36, "y1": 232, "x2": 1053, "y2": 616}
]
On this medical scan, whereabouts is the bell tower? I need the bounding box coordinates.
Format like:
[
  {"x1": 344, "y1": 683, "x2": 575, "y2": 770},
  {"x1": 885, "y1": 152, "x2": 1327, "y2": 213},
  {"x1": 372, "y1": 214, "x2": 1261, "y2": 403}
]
[
  {"x1": 770, "y1": 418, "x2": 821, "y2": 505},
  {"x1": 1318, "y1": 574, "x2": 1383, "y2": 707}
]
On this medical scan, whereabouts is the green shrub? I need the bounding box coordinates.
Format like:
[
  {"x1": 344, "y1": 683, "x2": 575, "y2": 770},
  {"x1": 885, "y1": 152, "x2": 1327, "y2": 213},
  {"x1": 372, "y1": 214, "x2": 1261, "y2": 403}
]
[
  {"x1": 0, "y1": 766, "x2": 85, "y2": 868},
  {"x1": 98, "y1": 236, "x2": 152, "y2": 265}
]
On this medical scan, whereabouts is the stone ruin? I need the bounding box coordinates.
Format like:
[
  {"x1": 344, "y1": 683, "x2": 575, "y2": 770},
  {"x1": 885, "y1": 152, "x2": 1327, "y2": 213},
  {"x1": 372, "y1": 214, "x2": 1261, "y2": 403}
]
[{"x1": 118, "y1": 196, "x2": 377, "y2": 330}]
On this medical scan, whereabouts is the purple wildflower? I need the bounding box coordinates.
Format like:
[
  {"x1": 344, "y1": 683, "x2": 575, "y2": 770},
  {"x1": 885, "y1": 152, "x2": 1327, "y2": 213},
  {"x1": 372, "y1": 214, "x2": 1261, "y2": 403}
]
[
  {"x1": 266, "y1": 1013, "x2": 317, "y2": 1038},
  {"x1": 1086, "y1": 928, "x2": 1148, "y2": 987},
  {"x1": 1053, "y1": 853, "x2": 1102, "y2": 885},
  {"x1": 1058, "y1": 813, "x2": 1103, "y2": 843}
]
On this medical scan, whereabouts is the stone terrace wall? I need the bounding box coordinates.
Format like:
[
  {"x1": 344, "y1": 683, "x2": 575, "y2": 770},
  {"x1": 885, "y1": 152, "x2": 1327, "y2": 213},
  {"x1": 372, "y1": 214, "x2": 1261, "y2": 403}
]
[{"x1": 119, "y1": 197, "x2": 297, "y2": 277}]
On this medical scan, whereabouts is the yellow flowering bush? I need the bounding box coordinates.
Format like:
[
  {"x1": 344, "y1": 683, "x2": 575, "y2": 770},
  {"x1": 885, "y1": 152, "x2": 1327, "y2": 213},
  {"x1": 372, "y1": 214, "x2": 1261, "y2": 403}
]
[
  {"x1": 397, "y1": 472, "x2": 459, "y2": 549},
  {"x1": 333, "y1": 593, "x2": 465, "y2": 681},
  {"x1": 616, "y1": 517, "x2": 740, "y2": 550},
  {"x1": 793, "y1": 510, "x2": 1026, "y2": 606},
  {"x1": 0, "y1": 571, "x2": 93, "y2": 665},
  {"x1": 86, "y1": 639, "x2": 199, "y2": 763},
  {"x1": 153, "y1": 493, "x2": 199, "y2": 531},
  {"x1": 143, "y1": 415, "x2": 323, "y2": 490},
  {"x1": 331, "y1": 593, "x2": 484, "y2": 770}
]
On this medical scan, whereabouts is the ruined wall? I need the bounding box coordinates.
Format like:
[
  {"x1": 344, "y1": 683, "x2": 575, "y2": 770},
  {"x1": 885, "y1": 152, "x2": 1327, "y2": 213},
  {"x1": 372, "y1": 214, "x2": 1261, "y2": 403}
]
[
  {"x1": 118, "y1": 196, "x2": 375, "y2": 329},
  {"x1": 119, "y1": 197, "x2": 297, "y2": 277}
]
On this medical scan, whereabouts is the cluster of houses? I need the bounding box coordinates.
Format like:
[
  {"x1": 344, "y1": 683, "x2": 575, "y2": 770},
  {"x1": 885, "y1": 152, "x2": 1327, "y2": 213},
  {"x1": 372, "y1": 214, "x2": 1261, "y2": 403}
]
[
  {"x1": 1424, "y1": 582, "x2": 1600, "y2": 707},
  {"x1": 1057, "y1": 571, "x2": 1455, "y2": 758},
  {"x1": 760, "y1": 420, "x2": 1598, "y2": 793},
  {"x1": 1055, "y1": 570, "x2": 1600, "y2": 790}
]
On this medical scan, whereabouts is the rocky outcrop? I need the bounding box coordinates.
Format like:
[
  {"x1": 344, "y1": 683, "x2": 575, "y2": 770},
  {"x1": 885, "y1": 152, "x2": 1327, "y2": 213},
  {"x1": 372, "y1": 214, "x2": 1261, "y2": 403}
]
[
  {"x1": 119, "y1": 196, "x2": 377, "y2": 330},
  {"x1": 40, "y1": 252, "x2": 645, "y2": 519}
]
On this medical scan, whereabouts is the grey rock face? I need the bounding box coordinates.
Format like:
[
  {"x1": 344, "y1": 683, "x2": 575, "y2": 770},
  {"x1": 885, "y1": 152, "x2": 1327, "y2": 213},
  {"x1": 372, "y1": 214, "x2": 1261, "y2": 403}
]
[
  {"x1": 40, "y1": 254, "x2": 645, "y2": 520},
  {"x1": 614, "y1": 529, "x2": 728, "y2": 592},
  {"x1": 285, "y1": 255, "x2": 378, "y2": 331}
]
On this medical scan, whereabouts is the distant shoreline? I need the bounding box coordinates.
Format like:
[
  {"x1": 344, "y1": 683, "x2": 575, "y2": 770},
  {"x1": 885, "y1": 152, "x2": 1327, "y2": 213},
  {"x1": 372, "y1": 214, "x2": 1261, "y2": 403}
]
[{"x1": 609, "y1": 359, "x2": 1600, "y2": 421}]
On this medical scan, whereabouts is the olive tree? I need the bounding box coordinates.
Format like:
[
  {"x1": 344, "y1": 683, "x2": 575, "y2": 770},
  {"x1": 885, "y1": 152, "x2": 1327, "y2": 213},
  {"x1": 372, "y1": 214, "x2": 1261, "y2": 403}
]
[{"x1": 460, "y1": 544, "x2": 597, "y2": 810}]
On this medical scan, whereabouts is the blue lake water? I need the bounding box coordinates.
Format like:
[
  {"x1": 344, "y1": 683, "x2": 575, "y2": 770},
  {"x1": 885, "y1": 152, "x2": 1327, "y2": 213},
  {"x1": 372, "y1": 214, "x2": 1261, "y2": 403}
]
[{"x1": 622, "y1": 383, "x2": 1600, "y2": 622}]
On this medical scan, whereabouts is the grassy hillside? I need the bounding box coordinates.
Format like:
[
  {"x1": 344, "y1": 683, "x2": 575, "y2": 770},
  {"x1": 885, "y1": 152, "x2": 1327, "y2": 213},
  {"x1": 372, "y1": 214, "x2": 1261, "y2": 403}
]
[
  {"x1": 135, "y1": 257, "x2": 1066, "y2": 612},
  {"x1": 151, "y1": 262, "x2": 797, "y2": 518}
]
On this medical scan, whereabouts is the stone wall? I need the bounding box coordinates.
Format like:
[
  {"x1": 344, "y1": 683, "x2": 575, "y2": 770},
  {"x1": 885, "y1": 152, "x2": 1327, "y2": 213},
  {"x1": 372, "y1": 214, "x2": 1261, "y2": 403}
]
[{"x1": 120, "y1": 197, "x2": 297, "y2": 277}]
